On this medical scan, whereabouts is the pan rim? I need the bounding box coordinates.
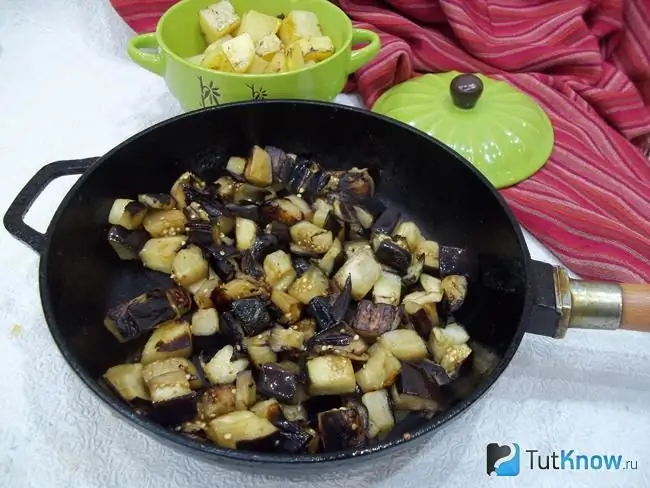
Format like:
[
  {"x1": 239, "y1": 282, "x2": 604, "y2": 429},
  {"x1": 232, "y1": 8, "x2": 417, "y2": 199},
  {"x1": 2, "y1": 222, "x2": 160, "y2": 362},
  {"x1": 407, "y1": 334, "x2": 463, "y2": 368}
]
[{"x1": 38, "y1": 100, "x2": 532, "y2": 466}]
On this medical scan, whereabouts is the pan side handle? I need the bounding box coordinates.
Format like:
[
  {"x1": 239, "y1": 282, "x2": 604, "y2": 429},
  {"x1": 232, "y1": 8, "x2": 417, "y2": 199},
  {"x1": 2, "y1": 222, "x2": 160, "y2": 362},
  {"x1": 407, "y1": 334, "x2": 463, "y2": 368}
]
[{"x1": 3, "y1": 158, "x2": 98, "y2": 254}]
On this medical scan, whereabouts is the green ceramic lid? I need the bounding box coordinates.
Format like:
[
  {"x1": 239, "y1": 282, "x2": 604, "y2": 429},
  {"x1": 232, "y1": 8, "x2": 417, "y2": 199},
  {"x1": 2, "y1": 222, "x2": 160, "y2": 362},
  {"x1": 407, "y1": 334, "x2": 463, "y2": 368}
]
[{"x1": 372, "y1": 71, "x2": 554, "y2": 189}]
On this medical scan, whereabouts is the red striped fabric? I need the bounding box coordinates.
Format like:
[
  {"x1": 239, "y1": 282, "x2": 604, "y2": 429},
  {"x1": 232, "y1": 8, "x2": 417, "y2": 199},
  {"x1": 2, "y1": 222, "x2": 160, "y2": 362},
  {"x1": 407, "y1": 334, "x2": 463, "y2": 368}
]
[{"x1": 111, "y1": 0, "x2": 650, "y2": 283}]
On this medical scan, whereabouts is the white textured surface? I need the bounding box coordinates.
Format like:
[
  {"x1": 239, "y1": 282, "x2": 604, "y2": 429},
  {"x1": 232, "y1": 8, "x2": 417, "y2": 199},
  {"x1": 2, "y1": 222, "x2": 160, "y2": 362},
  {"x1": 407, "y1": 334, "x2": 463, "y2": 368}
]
[{"x1": 1, "y1": 1, "x2": 649, "y2": 487}]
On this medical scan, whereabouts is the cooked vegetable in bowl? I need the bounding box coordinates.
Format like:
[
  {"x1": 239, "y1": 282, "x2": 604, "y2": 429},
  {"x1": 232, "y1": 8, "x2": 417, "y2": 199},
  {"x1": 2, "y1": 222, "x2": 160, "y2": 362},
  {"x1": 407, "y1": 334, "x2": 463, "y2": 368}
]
[
  {"x1": 101, "y1": 144, "x2": 475, "y2": 454},
  {"x1": 187, "y1": 1, "x2": 335, "y2": 74}
]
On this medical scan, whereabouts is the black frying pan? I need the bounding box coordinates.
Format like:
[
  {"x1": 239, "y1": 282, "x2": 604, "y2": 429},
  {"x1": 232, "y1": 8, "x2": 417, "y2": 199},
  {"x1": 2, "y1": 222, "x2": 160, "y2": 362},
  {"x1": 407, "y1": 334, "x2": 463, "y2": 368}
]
[{"x1": 4, "y1": 101, "x2": 648, "y2": 473}]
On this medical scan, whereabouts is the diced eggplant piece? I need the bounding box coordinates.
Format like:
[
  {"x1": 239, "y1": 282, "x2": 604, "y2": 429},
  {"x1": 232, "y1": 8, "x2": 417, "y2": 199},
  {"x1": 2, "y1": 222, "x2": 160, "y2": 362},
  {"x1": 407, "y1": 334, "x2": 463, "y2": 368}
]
[
  {"x1": 240, "y1": 251, "x2": 265, "y2": 281},
  {"x1": 291, "y1": 256, "x2": 312, "y2": 277},
  {"x1": 276, "y1": 361, "x2": 301, "y2": 375},
  {"x1": 406, "y1": 359, "x2": 452, "y2": 387},
  {"x1": 353, "y1": 206, "x2": 375, "y2": 229},
  {"x1": 347, "y1": 222, "x2": 369, "y2": 241},
  {"x1": 307, "y1": 355, "x2": 356, "y2": 396},
  {"x1": 250, "y1": 398, "x2": 281, "y2": 420},
  {"x1": 197, "y1": 384, "x2": 237, "y2": 420},
  {"x1": 171, "y1": 172, "x2": 206, "y2": 208},
  {"x1": 409, "y1": 306, "x2": 440, "y2": 338},
  {"x1": 318, "y1": 407, "x2": 367, "y2": 452},
  {"x1": 302, "y1": 170, "x2": 330, "y2": 202},
  {"x1": 262, "y1": 198, "x2": 304, "y2": 226},
  {"x1": 243, "y1": 146, "x2": 273, "y2": 187},
  {"x1": 428, "y1": 324, "x2": 472, "y2": 377},
  {"x1": 207, "y1": 410, "x2": 277, "y2": 449},
  {"x1": 343, "y1": 240, "x2": 371, "y2": 259},
  {"x1": 193, "y1": 278, "x2": 221, "y2": 309},
  {"x1": 317, "y1": 238, "x2": 344, "y2": 276},
  {"x1": 402, "y1": 291, "x2": 442, "y2": 315},
  {"x1": 355, "y1": 345, "x2": 402, "y2": 393},
  {"x1": 183, "y1": 202, "x2": 210, "y2": 222},
  {"x1": 103, "y1": 363, "x2": 150, "y2": 403},
  {"x1": 142, "y1": 357, "x2": 202, "y2": 390},
  {"x1": 226, "y1": 156, "x2": 247, "y2": 179},
  {"x1": 285, "y1": 195, "x2": 313, "y2": 220},
  {"x1": 172, "y1": 244, "x2": 209, "y2": 287},
  {"x1": 286, "y1": 156, "x2": 319, "y2": 194},
  {"x1": 269, "y1": 326, "x2": 305, "y2": 353},
  {"x1": 201, "y1": 345, "x2": 249, "y2": 384},
  {"x1": 372, "y1": 271, "x2": 402, "y2": 306},
  {"x1": 184, "y1": 187, "x2": 231, "y2": 221},
  {"x1": 306, "y1": 296, "x2": 338, "y2": 331},
  {"x1": 361, "y1": 389, "x2": 394, "y2": 438},
  {"x1": 216, "y1": 216, "x2": 236, "y2": 236},
  {"x1": 308, "y1": 325, "x2": 368, "y2": 361},
  {"x1": 378, "y1": 329, "x2": 428, "y2": 361},
  {"x1": 225, "y1": 203, "x2": 262, "y2": 223},
  {"x1": 330, "y1": 275, "x2": 352, "y2": 322},
  {"x1": 420, "y1": 274, "x2": 443, "y2": 298},
  {"x1": 214, "y1": 175, "x2": 238, "y2": 201},
  {"x1": 205, "y1": 249, "x2": 237, "y2": 283},
  {"x1": 139, "y1": 236, "x2": 186, "y2": 274},
  {"x1": 340, "y1": 167, "x2": 375, "y2": 200},
  {"x1": 145, "y1": 369, "x2": 198, "y2": 424},
  {"x1": 289, "y1": 242, "x2": 322, "y2": 258},
  {"x1": 244, "y1": 330, "x2": 277, "y2": 367},
  {"x1": 250, "y1": 234, "x2": 280, "y2": 262},
  {"x1": 289, "y1": 318, "x2": 317, "y2": 342},
  {"x1": 265, "y1": 146, "x2": 290, "y2": 182},
  {"x1": 230, "y1": 297, "x2": 271, "y2": 336},
  {"x1": 214, "y1": 277, "x2": 270, "y2": 304},
  {"x1": 352, "y1": 300, "x2": 401, "y2": 339},
  {"x1": 287, "y1": 265, "x2": 329, "y2": 305},
  {"x1": 441, "y1": 275, "x2": 468, "y2": 312},
  {"x1": 108, "y1": 199, "x2": 148, "y2": 230},
  {"x1": 402, "y1": 253, "x2": 424, "y2": 287},
  {"x1": 438, "y1": 245, "x2": 478, "y2": 280},
  {"x1": 235, "y1": 217, "x2": 257, "y2": 251},
  {"x1": 257, "y1": 363, "x2": 302, "y2": 404},
  {"x1": 393, "y1": 221, "x2": 422, "y2": 253},
  {"x1": 191, "y1": 308, "x2": 220, "y2": 336},
  {"x1": 141, "y1": 320, "x2": 192, "y2": 364},
  {"x1": 235, "y1": 370, "x2": 256, "y2": 410},
  {"x1": 311, "y1": 205, "x2": 341, "y2": 234},
  {"x1": 331, "y1": 196, "x2": 357, "y2": 224},
  {"x1": 107, "y1": 226, "x2": 149, "y2": 260},
  {"x1": 219, "y1": 311, "x2": 245, "y2": 345},
  {"x1": 390, "y1": 362, "x2": 439, "y2": 412},
  {"x1": 104, "y1": 287, "x2": 191, "y2": 343},
  {"x1": 417, "y1": 240, "x2": 439, "y2": 273},
  {"x1": 372, "y1": 234, "x2": 411, "y2": 276},
  {"x1": 372, "y1": 208, "x2": 400, "y2": 236},
  {"x1": 280, "y1": 403, "x2": 307, "y2": 423},
  {"x1": 270, "y1": 290, "x2": 303, "y2": 325},
  {"x1": 264, "y1": 250, "x2": 296, "y2": 291},
  {"x1": 333, "y1": 248, "x2": 382, "y2": 301},
  {"x1": 185, "y1": 221, "x2": 215, "y2": 247},
  {"x1": 142, "y1": 209, "x2": 186, "y2": 238},
  {"x1": 138, "y1": 192, "x2": 176, "y2": 210}
]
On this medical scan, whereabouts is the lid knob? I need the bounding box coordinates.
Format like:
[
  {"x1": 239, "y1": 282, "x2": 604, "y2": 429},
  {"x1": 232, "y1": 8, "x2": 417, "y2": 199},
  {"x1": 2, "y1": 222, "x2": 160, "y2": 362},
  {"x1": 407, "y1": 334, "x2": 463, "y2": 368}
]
[{"x1": 450, "y1": 74, "x2": 484, "y2": 109}]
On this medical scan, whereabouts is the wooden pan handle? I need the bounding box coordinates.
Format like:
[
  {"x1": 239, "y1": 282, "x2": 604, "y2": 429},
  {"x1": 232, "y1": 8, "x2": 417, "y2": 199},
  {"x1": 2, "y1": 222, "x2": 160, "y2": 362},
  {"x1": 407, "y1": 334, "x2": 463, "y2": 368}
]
[{"x1": 619, "y1": 284, "x2": 650, "y2": 332}]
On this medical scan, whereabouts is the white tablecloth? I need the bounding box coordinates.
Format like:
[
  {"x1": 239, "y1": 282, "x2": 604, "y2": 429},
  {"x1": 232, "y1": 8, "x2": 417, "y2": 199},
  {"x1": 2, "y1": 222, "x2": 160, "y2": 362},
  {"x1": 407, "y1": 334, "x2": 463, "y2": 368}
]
[{"x1": 1, "y1": 1, "x2": 649, "y2": 487}]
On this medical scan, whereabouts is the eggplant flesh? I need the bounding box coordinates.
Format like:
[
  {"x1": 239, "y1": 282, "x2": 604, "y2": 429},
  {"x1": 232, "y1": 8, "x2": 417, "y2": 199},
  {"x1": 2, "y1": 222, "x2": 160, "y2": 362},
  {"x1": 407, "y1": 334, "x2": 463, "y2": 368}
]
[
  {"x1": 230, "y1": 298, "x2": 272, "y2": 336},
  {"x1": 256, "y1": 363, "x2": 302, "y2": 404},
  {"x1": 317, "y1": 407, "x2": 367, "y2": 452}
]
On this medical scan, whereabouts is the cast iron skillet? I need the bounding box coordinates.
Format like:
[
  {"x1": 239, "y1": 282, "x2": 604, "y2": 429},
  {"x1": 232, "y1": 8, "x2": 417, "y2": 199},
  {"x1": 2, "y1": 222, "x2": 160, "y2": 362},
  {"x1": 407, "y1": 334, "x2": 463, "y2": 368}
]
[{"x1": 4, "y1": 101, "x2": 648, "y2": 472}]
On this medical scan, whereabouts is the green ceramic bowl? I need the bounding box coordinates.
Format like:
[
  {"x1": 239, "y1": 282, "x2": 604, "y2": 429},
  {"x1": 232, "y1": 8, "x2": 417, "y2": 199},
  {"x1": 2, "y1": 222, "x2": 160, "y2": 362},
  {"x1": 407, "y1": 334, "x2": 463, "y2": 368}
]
[{"x1": 127, "y1": 0, "x2": 380, "y2": 110}]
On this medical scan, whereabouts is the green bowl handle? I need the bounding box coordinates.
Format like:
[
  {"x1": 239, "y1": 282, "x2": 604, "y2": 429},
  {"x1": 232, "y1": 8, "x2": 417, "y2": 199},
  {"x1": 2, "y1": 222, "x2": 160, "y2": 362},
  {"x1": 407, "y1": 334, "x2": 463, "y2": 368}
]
[
  {"x1": 127, "y1": 33, "x2": 165, "y2": 76},
  {"x1": 347, "y1": 28, "x2": 381, "y2": 74}
]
